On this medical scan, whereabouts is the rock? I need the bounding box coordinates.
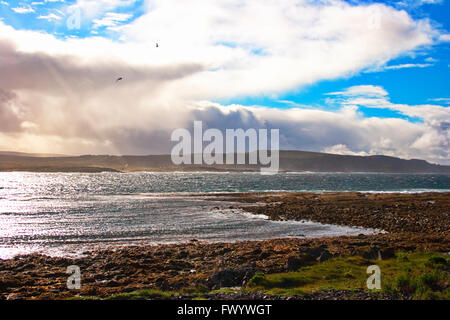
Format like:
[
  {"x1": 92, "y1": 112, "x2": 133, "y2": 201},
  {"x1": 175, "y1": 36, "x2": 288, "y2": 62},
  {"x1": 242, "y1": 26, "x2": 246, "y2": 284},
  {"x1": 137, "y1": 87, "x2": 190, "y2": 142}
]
[
  {"x1": 362, "y1": 246, "x2": 381, "y2": 260},
  {"x1": 286, "y1": 256, "x2": 303, "y2": 271},
  {"x1": 303, "y1": 246, "x2": 329, "y2": 259},
  {"x1": 105, "y1": 280, "x2": 120, "y2": 287},
  {"x1": 316, "y1": 250, "x2": 333, "y2": 262},
  {"x1": 155, "y1": 277, "x2": 169, "y2": 290},
  {"x1": 379, "y1": 247, "x2": 396, "y2": 260},
  {"x1": 285, "y1": 253, "x2": 316, "y2": 271},
  {"x1": 176, "y1": 250, "x2": 188, "y2": 259},
  {"x1": 362, "y1": 246, "x2": 396, "y2": 260},
  {"x1": 300, "y1": 246, "x2": 333, "y2": 262},
  {"x1": 208, "y1": 268, "x2": 254, "y2": 289},
  {"x1": 6, "y1": 293, "x2": 24, "y2": 300},
  {"x1": 0, "y1": 276, "x2": 22, "y2": 290}
]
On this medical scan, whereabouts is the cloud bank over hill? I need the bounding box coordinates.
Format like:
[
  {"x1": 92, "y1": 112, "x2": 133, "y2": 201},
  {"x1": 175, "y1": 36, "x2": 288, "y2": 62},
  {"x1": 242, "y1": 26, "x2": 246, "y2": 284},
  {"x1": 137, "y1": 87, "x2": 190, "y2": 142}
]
[{"x1": 0, "y1": 0, "x2": 448, "y2": 164}]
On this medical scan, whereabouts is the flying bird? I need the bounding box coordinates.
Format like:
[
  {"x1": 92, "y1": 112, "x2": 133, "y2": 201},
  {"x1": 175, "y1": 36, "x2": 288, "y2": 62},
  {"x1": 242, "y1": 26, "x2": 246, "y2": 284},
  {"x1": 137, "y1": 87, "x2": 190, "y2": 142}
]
[
  {"x1": 116, "y1": 77, "x2": 123, "y2": 83},
  {"x1": 156, "y1": 43, "x2": 159, "y2": 48}
]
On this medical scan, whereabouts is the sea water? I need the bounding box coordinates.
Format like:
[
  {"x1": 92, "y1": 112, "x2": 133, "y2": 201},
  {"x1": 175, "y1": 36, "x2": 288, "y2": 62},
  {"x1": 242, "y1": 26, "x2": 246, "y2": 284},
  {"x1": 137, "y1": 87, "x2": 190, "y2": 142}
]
[{"x1": 0, "y1": 172, "x2": 448, "y2": 259}]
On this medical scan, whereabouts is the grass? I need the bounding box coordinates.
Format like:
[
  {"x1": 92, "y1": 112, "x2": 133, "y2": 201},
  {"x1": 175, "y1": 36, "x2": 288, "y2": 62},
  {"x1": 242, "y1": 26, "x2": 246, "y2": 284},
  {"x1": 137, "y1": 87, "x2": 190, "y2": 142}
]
[
  {"x1": 68, "y1": 289, "x2": 179, "y2": 300},
  {"x1": 383, "y1": 253, "x2": 450, "y2": 299},
  {"x1": 246, "y1": 251, "x2": 449, "y2": 299},
  {"x1": 209, "y1": 287, "x2": 242, "y2": 294},
  {"x1": 70, "y1": 251, "x2": 449, "y2": 300},
  {"x1": 70, "y1": 285, "x2": 208, "y2": 301},
  {"x1": 104, "y1": 289, "x2": 179, "y2": 300}
]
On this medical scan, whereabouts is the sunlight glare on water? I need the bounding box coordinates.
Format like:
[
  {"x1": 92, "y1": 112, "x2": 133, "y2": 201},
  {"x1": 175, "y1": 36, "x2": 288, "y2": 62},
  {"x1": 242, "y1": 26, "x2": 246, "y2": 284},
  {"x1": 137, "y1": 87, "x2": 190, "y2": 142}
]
[{"x1": 1, "y1": 172, "x2": 448, "y2": 259}]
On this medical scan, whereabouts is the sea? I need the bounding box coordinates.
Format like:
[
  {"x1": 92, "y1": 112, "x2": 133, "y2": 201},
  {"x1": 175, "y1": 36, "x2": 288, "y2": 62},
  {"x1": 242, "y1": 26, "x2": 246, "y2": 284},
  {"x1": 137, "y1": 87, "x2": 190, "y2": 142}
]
[{"x1": 0, "y1": 172, "x2": 449, "y2": 259}]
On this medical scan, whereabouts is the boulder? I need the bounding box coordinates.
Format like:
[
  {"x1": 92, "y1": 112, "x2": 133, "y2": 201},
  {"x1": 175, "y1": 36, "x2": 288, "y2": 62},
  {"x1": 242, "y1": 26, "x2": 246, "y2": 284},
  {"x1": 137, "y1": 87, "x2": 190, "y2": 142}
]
[
  {"x1": 208, "y1": 267, "x2": 255, "y2": 289},
  {"x1": 302, "y1": 246, "x2": 333, "y2": 263},
  {"x1": 303, "y1": 246, "x2": 329, "y2": 259},
  {"x1": 285, "y1": 253, "x2": 317, "y2": 271},
  {"x1": 362, "y1": 246, "x2": 395, "y2": 260},
  {"x1": 380, "y1": 247, "x2": 396, "y2": 260},
  {"x1": 316, "y1": 250, "x2": 333, "y2": 262}
]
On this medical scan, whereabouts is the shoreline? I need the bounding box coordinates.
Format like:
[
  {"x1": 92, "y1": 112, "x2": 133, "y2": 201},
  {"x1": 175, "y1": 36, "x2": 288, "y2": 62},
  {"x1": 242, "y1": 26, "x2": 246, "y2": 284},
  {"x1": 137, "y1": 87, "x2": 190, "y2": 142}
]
[
  {"x1": 0, "y1": 191, "x2": 448, "y2": 300},
  {"x1": 217, "y1": 191, "x2": 450, "y2": 234},
  {"x1": 2, "y1": 169, "x2": 450, "y2": 175}
]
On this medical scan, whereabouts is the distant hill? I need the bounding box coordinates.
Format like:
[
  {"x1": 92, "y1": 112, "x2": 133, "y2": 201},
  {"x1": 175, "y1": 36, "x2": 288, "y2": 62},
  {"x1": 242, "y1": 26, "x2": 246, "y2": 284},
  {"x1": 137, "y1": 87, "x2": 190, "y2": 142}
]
[
  {"x1": 0, "y1": 151, "x2": 68, "y2": 158},
  {"x1": 0, "y1": 151, "x2": 448, "y2": 173}
]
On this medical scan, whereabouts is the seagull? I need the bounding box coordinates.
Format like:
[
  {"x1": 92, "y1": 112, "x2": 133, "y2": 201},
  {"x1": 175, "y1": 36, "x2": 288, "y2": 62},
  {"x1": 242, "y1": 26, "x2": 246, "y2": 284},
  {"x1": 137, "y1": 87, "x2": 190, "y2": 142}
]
[{"x1": 116, "y1": 77, "x2": 123, "y2": 83}]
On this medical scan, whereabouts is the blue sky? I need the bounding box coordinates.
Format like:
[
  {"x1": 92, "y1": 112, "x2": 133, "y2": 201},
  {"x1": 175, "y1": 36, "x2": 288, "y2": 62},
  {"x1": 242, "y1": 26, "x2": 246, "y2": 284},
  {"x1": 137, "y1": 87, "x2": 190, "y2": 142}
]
[
  {"x1": 0, "y1": 0, "x2": 147, "y2": 39},
  {"x1": 218, "y1": 0, "x2": 450, "y2": 113},
  {"x1": 0, "y1": 0, "x2": 448, "y2": 162},
  {"x1": 1, "y1": 0, "x2": 448, "y2": 114}
]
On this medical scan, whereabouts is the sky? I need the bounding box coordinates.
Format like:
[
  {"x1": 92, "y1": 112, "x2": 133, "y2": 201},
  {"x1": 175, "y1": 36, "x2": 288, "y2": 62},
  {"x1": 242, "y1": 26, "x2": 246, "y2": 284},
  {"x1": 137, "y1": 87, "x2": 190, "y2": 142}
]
[{"x1": 0, "y1": 0, "x2": 449, "y2": 164}]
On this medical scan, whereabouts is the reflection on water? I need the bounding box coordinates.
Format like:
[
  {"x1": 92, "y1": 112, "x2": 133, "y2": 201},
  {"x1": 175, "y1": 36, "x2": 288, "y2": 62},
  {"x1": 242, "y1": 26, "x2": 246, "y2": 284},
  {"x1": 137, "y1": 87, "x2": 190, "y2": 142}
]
[{"x1": 2, "y1": 172, "x2": 448, "y2": 259}]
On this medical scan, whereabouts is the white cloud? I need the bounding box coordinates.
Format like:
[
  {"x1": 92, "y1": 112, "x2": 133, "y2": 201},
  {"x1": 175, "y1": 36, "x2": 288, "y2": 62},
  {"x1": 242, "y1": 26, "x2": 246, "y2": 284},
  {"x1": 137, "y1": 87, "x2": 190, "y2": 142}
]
[
  {"x1": 115, "y1": 0, "x2": 438, "y2": 99},
  {"x1": 439, "y1": 34, "x2": 450, "y2": 42},
  {"x1": 321, "y1": 85, "x2": 450, "y2": 163},
  {"x1": 93, "y1": 12, "x2": 133, "y2": 29},
  {"x1": 37, "y1": 13, "x2": 63, "y2": 21},
  {"x1": 396, "y1": 0, "x2": 444, "y2": 7},
  {"x1": 322, "y1": 144, "x2": 370, "y2": 156},
  {"x1": 2, "y1": 0, "x2": 439, "y2": 99},
  {"x1": 384, "y1": 63, "x2": 433, "y2": 70},
  {"x1": 327, "y1": 85, "x2": 388, "y2": 97},
  {"x1": 418, "y1": 0, "x2": 443, "y2": 4},
  {"x1": 71, "y1": 0, "x2": 138, "y2": 19},
  {"x1": 12, "y1": 6, "x2": 35, "y2": 14},
  {"x1": 429, "y1": 98, "x2": 450, "y2": 104},
  {"x1": 0, "y1": 1, "x2": 448, "y2": 164},
  {"x1": 425, "y1": 57, "x2": 437, "y2": 62}
]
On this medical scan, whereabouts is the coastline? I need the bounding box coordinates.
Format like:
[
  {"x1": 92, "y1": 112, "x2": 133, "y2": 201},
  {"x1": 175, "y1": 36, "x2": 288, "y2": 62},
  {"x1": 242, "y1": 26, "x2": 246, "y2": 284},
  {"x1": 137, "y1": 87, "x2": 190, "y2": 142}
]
[{"x1": 0, "y1": 191, "x2": 448, "y2": 300}]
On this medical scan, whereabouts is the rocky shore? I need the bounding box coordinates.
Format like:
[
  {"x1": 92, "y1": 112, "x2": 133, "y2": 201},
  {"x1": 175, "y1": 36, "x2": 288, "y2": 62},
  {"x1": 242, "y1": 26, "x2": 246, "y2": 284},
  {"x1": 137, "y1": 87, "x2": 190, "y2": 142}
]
[
  {"x1": 217, "y1": 191, "x2": 450, "y2": 234},
  {"x1": 0, "y1": 192, "x2": 449, "y2": 300}
]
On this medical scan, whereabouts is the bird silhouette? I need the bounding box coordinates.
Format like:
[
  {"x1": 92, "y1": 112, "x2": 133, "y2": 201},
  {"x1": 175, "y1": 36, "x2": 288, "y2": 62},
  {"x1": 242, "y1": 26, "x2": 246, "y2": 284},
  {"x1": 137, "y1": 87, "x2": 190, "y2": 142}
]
[
  {"x1": 156, "y1": 43, "x2": 159, "y2": 48},
  {"x1": 116, "y1": 77, "x2": 123, "y2": 83}
]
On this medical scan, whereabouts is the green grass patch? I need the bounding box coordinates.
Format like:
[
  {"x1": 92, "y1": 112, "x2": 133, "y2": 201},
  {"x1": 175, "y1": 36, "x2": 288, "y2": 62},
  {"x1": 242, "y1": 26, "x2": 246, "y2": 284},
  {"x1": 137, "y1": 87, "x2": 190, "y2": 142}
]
[
  {"x1": 104, "y1": 289, "x2": 178, "y2": 300},
  {"x1": 246, "y1": 251, "x2": 449, "y2": 299},
  {"x1": 70, "y1": 252, "x2": 448, "y2": 300},
  {"x1": 209, "y1": 287, "x2": 241, "y2": 294},
  {"x1": 66, "y1": 295, "x2": 100, "y2": 300}
]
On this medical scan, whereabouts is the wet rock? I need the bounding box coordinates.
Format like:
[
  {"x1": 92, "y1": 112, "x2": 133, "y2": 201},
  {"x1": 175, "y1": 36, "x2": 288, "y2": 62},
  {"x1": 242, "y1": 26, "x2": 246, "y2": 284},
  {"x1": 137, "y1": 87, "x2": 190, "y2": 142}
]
[
  {"x1": 362, "y1": 246, "x2": 382, "y2": 260},
  {"x1": 286, "y1": 256, "x2": 302, "y2": 271},
  {"x1": 316, "y1": 250, "x2": 333, "y2": 262},
  {"x1": 6, "y1": 293, "x2": 24, "y2": 300},
  {"x1": 155, "y1": 277, "x2": 169, "y2": 290},
  {"x1": 303, "y1": 246, "x2": 333, "y2": 262},
  {"x1": 362, "y1": 246, "x2": 395, "y2": 260},
  {"x1": 0, "y1": 276, "x2": 22, "y2": 290},
  {"x1": 285, "y1": 254, "x2": 315, "y2": 271},
  {"x1": 379, "y1": 247, "x2": 396, "y2": 260},
  {"x1": 176, "y1": 250, "x2": 189, "y2": 259},
  {"x1": 208, "y1": 268, "x2": 255, "y2": 289}
]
